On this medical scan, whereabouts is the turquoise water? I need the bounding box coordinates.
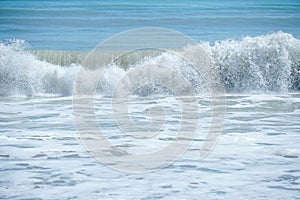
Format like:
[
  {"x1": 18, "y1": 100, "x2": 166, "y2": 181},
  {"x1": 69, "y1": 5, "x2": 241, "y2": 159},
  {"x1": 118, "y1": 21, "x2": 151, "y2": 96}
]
[{"x1": 1, "y1": 0, "x2": 300, "y2": 50}]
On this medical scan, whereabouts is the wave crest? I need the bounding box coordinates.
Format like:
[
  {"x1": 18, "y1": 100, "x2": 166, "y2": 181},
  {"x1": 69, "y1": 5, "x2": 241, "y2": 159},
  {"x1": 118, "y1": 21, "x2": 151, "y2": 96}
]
[{"x1": 0, "y1": 32, "x2": 299, "y2": 97}]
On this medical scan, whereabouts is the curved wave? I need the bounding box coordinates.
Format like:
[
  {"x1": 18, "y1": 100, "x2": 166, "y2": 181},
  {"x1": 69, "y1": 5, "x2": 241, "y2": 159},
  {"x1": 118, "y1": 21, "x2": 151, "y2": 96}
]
[{"x1": 0, "y1": 32, "x2": 299, "y2": 96}]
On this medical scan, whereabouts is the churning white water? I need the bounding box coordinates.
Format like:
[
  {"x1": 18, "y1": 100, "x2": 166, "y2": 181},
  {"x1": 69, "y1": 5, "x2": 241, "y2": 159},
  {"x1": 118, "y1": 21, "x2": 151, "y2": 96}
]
[{"x1": 0, "y1": 32, "x2": 299, "y2": 97}]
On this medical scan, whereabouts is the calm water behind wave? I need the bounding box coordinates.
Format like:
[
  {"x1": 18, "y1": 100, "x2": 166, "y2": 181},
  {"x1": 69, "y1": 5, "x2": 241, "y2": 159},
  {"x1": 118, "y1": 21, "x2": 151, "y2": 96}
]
[{"x1": 1, "y1": 0, "x2": 300, "y2": 50}]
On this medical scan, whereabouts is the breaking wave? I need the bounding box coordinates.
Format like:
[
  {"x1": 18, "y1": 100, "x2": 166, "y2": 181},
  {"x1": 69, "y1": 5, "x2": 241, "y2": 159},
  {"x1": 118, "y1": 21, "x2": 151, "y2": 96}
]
[{"x1": 0, "y1": 32, "x2": 299, "y2": 97}]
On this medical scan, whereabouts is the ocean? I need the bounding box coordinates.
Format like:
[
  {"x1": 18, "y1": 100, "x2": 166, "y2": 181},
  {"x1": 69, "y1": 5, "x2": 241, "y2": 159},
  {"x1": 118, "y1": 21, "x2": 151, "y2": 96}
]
[
  {"x1": 0, "y1": 0, "x2": 300, "y2": 199},
  {"x1": 1, "y1": 0, "x2": 300, "y2": 50}
]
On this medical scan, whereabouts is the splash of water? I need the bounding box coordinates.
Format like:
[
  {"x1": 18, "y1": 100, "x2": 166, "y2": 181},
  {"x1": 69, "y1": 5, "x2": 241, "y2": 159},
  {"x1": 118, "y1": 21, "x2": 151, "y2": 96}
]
[{"x1": 0, "y1": 32, "x2": 299, "y2": 97}]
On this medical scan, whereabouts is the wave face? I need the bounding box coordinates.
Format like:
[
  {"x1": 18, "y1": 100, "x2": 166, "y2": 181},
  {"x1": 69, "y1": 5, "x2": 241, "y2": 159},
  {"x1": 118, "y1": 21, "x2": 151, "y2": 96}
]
[
  {"x1": 0, "y1": 32, "x2": 299, "y2": 97},
  {"x1": 208, "y1": 32, "x2": 300, "y2": 92}
]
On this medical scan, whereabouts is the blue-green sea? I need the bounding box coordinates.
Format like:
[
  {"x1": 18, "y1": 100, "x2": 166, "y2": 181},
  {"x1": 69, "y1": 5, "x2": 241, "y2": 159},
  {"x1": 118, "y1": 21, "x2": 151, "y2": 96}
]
[{"x1": 1, "y1": 0, "x2": 300, "y2": 50}]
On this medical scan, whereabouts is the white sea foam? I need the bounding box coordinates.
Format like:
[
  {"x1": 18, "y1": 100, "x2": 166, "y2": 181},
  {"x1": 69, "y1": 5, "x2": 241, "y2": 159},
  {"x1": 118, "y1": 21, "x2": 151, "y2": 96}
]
[
  {"x1": 0, "y1": 32, "x2": 299, "y2": 96},
  {"x1": 0, "y1": 40, "x2": 80, "y2": 96}
]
